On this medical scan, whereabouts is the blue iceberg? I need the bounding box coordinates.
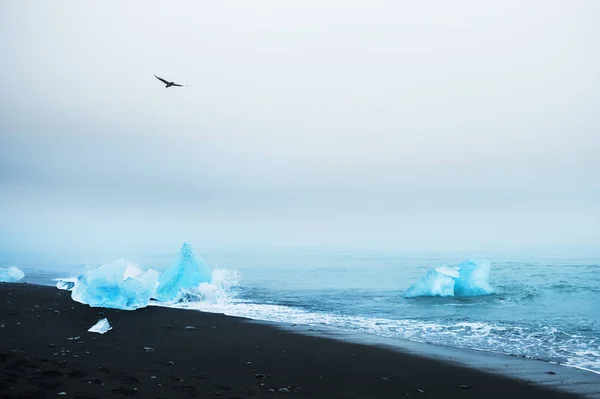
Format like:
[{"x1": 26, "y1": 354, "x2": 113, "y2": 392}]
[
  {"x1": 404, "y1": 259, "x2": 494, "y2": 298},
  {"x1": 0, "y1": 266, "x2": 25, "y2": 283},
  {"x1": 154, "y1": 242, "x2": 212, "y2": 302},
  {"x1": 403, "y1": 265, "x2": 459, "y2": 298},
  {"x1": 71, "y1": 260, "x2": 160, "y2": 310},
  {"x1": 453, "y1": 259, "x2": 495, "y2": 296}
]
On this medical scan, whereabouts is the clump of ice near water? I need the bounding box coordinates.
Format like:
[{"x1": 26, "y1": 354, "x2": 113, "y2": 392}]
[
  {"x1": 154, "y1": 242, "x2": 213, "y2": 303},
  {"x1": 54, "y1": 277, "x2": 77, "y2": 291},
  {"x1": 71, "y1": 260, "x2": 160, "y2": 310},
  {"x1": 88, "y1": 318, "x2": 112, "y2": 334},
  {"x1": 65, "y1": 242, "x2": 237, "y2": 310},
  {"x1": 403, "y1": 265, "x2": 458, "y2": 297},
  {"x1": 453, "y1": 259, "x2": 495, "y2": 296},
  {"x1": 404, "y1": 259, "x2": 495, "y2": 298},
  {"x1": 0, "y1": 266, "x2": 25, "y2": 283}
]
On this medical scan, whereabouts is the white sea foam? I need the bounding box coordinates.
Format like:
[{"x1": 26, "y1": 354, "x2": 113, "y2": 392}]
[
  {"x1": 157, "y1": 286, "x2": 600, "y2": 374},
  {"x1": 174, "y1": 268, "x2": 241, "y2": 303}
]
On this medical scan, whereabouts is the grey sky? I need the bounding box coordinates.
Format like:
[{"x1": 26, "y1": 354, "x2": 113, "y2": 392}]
[{"x1": 1, "y1": 1, "x2": 598, "y2": 253}]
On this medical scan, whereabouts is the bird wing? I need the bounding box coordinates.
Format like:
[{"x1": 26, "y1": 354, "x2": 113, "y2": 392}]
[
  {"x1": 171, "y1": 83, "x2": 184, "y2": 87},
  {"x1": 154, "y1": 75, "x2": 169, "y2": 84}
]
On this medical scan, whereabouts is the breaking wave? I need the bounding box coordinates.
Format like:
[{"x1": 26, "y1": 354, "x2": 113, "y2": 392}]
[{"x1": 171, "y1": 268, "x2": 241, "y2": 303}]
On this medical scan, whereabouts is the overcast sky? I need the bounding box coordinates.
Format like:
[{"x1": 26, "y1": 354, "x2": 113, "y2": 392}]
[{"x1": 1, "y1": 1, "x2": 598, "y2": 254}]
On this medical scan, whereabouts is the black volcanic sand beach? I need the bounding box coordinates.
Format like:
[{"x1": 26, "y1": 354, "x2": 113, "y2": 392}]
[{"x1": 0, "y1": 283, "x2": 588, "y2": 398}]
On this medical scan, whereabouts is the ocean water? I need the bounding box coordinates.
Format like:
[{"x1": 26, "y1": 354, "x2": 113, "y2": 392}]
[{"x1": 2, "y1": 248, "x2": 599, "y2": 374}]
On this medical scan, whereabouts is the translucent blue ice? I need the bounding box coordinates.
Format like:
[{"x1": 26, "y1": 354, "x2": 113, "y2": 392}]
[
  {"x1": 71, "y1": 260, "x2": 160, "y2": 310},
  {"x1": 154, "y1": 242, "x2": 212, "y2": 302},
  {"x1": 453, "y1": 259, "x2": 495, "y2": 296},
  {"x1": 404, "y1": 259, "x2": 494, "y2": 298},
  {"x1": 88, "y1": 318, "x2": 112, "y2": 334},
  {"x1": 54, "y1": 277, "x2": 76, "y2": 291},
  {"x1": 0, "y1": 266, "x2": 25, "y2": 283},
  {"x1": 403, "y1": 265, "x2": 459, "y2": 298}
]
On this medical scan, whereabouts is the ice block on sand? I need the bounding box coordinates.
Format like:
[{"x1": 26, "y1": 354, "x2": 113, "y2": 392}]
[
  {"x1": 71, "y1": 260, "x2": 159, "y2": 310},
  {"x1": 0, "y1": 266, "x2": 25, "y2": 283},
  {"x1": 88, "y1": 318, "x2": 112, "y2": 334}
]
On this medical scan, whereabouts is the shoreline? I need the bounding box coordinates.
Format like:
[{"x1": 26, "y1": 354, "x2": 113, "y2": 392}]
[
  {"x1": 281, "y1": 322, "x2": 600, "y2": 395},
  {"x1": 1, "y1": 283, "x2": 598, "y2": 398},
  {"x1": 157, "y1": 296, "x2": 600, "y2": 380},
  {"x1": 165, "y1": 300, "x2": 600, "y2": 380}
]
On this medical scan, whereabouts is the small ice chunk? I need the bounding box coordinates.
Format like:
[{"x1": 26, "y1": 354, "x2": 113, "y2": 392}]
[
  {"x1": 154, "y1": 243, "x2": 212, "y2": 302},
  {"x1": 0, "y1": 266, "x2": 25, "y2": 283},
  {"x1": 88, "y1": 318, "x2": 112, "y2": 334},
  {"x1": 54, "y1": 277, "x2": 77, "y2": 291},
  {"x1": 71, "y1": 260, "x2": 159, "y2": 310}
]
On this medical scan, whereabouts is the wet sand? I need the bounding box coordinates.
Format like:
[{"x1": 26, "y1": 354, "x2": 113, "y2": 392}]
[{"x1": 0, "y1": 283, "x2": 591, "y2": 398}]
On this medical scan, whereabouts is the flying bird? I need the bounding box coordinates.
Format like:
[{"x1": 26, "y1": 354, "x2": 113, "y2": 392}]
[{"x1": 154, "y1": 75, "x2": 185, "y2": 88}]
